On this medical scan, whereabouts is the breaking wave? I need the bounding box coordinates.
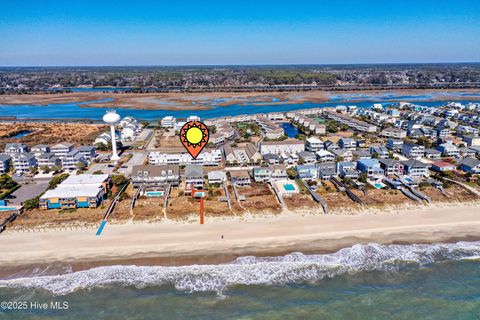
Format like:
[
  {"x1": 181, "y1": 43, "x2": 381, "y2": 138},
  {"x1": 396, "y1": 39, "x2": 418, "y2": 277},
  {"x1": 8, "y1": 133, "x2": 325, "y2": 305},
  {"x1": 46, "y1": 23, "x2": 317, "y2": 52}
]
[{"x1": 1, "y1": 241, "x2": 480, "y2": 296}]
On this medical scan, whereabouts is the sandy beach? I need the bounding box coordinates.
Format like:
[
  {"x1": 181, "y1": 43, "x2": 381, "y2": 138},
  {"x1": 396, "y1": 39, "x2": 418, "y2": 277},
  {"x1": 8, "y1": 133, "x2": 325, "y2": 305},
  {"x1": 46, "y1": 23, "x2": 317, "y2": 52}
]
[{"x1": 1, "y1": 203, "x2": 480, "y2": 270}]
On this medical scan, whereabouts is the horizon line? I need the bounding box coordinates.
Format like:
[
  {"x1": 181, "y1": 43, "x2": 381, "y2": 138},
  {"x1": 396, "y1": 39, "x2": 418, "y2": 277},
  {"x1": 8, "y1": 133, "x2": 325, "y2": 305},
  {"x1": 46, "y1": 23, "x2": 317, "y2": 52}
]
[{"x1": 1, "y1": 61, "x2": 480, "y2": 68}]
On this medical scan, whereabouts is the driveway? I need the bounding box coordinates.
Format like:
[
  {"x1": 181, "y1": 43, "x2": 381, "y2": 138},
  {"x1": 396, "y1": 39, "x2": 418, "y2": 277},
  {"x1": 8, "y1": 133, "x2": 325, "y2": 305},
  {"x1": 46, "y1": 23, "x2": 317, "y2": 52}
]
[
  {"x1": 87, "y1": 163, "x2": 115, "y2": 175},
  {"x1": 117, "y1": 151, "x2": 146, "y2": 176}
]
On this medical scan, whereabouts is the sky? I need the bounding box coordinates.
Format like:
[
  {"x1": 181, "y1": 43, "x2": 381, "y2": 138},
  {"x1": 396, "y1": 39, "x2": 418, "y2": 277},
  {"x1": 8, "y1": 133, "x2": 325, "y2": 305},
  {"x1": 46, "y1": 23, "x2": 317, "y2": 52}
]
[{"x1": 0, "y1": 0, "x2": 479, "y2": 66}]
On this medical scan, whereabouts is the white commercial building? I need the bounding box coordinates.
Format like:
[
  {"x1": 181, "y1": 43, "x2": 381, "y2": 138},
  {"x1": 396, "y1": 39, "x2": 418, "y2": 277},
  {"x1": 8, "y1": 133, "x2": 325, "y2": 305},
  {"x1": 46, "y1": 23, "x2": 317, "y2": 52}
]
[
  {"x1": 259, "y1": 139, "x2": 305, "y2": 155},
  {"x1": 148, "y1": 149, "x2": 222, "y2": 166},
  {"x1": 161, "y1": 116, "x2": 176, "y2": 128}
]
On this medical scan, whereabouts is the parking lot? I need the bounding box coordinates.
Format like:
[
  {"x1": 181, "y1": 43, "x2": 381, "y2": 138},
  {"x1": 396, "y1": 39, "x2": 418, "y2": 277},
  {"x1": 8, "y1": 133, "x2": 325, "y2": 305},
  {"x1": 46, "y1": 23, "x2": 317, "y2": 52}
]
[{"x1": 9, "y1": 179, "x2": 50, "y2": 205}]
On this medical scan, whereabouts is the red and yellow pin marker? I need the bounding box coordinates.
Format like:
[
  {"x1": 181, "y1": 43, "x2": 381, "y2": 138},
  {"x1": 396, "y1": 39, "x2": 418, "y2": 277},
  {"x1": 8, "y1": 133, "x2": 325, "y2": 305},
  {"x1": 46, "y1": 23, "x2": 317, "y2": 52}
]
[{"x1": 180, "y1": 121, "x2": 209, "y2": 159}]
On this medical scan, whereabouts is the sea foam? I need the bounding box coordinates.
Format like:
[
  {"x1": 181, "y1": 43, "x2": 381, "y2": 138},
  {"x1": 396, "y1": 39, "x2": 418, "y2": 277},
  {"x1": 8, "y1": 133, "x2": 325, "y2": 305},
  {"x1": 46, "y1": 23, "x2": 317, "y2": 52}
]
[{"x1": 1, "y1": 241, "x2": 479, "y2": 296}]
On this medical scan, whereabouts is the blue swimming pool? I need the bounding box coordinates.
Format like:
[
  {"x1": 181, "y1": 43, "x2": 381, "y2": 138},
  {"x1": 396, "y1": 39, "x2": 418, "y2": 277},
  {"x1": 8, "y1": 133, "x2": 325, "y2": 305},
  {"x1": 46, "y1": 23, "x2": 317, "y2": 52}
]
[
  {"x1": 0, "y1": 207, "x2": 17, "y2": 212},
  {"x1": 283, "y1": 184, "x2": 295, "y2": 191},
  {"x1": 146, "y1": 191, "x2": 164, "y2": 197}
]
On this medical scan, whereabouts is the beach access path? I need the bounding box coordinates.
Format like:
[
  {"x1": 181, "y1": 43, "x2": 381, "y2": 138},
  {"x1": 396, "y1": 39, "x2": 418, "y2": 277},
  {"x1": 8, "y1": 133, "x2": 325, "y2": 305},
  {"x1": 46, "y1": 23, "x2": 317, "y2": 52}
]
[{"x1": 1, "y1": 203, "x2": 480, "y2": 268}]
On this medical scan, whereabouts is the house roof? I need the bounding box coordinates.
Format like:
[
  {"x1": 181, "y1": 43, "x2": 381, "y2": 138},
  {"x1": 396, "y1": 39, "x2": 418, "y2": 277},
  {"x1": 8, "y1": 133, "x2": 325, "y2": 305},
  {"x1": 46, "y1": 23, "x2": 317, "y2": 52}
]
[
  {"x1": 5, "y1": 143, "x2": 28, "y2": 149},
  {"x1": 245, "y1": 143, "x2": 259, "y2": 158},
  {"x1": 41, "y1": 185, "x2": 104, "y2": 199},
  {"x1": 378, "y1": 158, "x2": 401, "y2": 166},
  {"x1": 230, "y1": 171, "x2": 251, "y2": 179},
  {"x1": 185, "y1": 165, "x2": 203, "y2": 177},
  {"x1": 32, "y1": 144, "x2": 49, "y2": 149},
  {"x1": 298, "y1": 151, "x2": 315, "y2": 158},
  {"x1": 223, "y1": 144, "x2": 233, "y2": 156},
  {"x1": 77, "y1": 146, "x2": 95, "y2": 152},
  {"x1": 424, "y1": 148, "x2": 441, "y2": 154},
  {"x1": 208, "y1": 171, "x2": 227, "y2": 180},
  {"x1": 262, "y1": 153, "x2": 280, "y2": 160},
  {"x1": 132, "y1": 164, "x2": 179, "y2": 176},
  {"x1": 316, "y1": 150, "x2": 334, "y2": 157},
  {"x1": 306, "y1": 137, "x2": 323, "y2": 144},
  {"x1": 357, "y1": 159, "x2": 380, "y2": 167},
  {"x1": 0, "y1": 154, "x2": 11, "y2": 162},
  {"x1": 459, "y1": 157, "x2": 480, "y2": 168},
  {"x1": 268, "y1": 164, "x2": 287, "y2": 171},
  {"x1": 432, "y1": 161, "x2": 456, "y2": 168},
  {"x1": 402, "y1": 159, "x2": 429, "y2": 168},
  {"x1": 52, "y1": 142, "x2": 74, "y2": 149},
  {"x1": 62, "y1": 174, "x2": 109, "y2": 185},
  {"x1": 261, "y1": 139, "x2": 304, "y2": 145}
]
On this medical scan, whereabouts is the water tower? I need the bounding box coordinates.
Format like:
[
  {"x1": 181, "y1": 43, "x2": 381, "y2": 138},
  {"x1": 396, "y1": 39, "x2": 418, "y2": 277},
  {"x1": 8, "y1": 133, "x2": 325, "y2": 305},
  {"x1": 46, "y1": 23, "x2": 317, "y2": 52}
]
[{"x1": 102, "y1": 110, "x2": 121, "y2": 162}]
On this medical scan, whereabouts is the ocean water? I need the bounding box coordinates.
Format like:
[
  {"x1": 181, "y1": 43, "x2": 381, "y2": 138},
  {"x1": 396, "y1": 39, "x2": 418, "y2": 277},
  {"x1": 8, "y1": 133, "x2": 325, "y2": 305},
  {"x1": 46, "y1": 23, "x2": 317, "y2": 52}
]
[{"x1": 1, "y1": 242, "x2": 480, "y2": 319}]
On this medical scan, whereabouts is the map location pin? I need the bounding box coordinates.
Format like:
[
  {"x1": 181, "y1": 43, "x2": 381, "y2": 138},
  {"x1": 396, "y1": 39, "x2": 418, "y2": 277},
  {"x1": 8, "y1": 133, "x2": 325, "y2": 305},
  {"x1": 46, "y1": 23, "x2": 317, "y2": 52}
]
[{"x1": 180, "y1": 120, "x2": 210, "y2": 159}]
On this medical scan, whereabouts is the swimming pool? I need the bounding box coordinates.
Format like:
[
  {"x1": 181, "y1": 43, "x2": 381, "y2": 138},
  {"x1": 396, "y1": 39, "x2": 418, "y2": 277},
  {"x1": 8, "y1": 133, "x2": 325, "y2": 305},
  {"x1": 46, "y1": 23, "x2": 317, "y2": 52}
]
[
  {"x1": 146, "y1": 191, "x2": 164, "y2": 197},
  {"x1": 283, "y1": 184, "x2": 296, "y2": 191},
  {"x1": 0, "y1": 207, "x2": 17, "y2": 212}
]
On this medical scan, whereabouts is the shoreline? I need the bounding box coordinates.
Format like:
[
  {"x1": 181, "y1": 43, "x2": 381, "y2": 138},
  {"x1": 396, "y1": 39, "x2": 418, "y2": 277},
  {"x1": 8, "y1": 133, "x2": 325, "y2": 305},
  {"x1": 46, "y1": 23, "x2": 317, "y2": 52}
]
[{"x1": 1, "y1": 202, "x2": 480, "y2": 276}]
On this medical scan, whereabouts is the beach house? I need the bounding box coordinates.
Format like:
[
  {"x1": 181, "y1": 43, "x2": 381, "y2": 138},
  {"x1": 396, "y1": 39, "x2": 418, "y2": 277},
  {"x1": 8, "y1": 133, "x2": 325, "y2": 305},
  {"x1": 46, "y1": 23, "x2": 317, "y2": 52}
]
[
  {"x1": 316, "y1": 150, "x2": 335, "y2": 162},
  {"x1": 462, "y1": 135, "x2": 480, "y2": 147},
  {"x1": 61, "y1": 150, "x2": 86, "y2": 171},
  {"x1": 95, "y1": 132, "x2": 113, "y2": 146},
  {"x1": 458, "y1": 157, "x2": 480, "y2": 174},
  {"x1": 31, "y1": 144, "x2": 50, "y2": 155},
  {"x1": 431, "y1": 161, "x2": 456, "y2": 173},
  {"x1": 401, "y1": 159, "x2": 430, "y2": 178},
  {"x1": 131, "y1": 164, "x2": 180, "y2": 188},
  {"x1": 386, "y1": 139, "x2": 403, "y2": 151},
  {"x1": 51, "y1": 142, "x2": 74, "y2": 159},
  {"x1": 12, "y1": 153, "x2": 37, "y2": 173},
  {"x1": 381, "y1": 127, "x2": 407, "y2": 139},
  {"x1": 0, "y1": 154, "x2": 11, "y2": 173},
  {"x1": 369, "y1": 146, "x2": 389, "y2": 159},
  {"x1": 253, "y1": 167, "x2": 271, "y2": 182},
  {"x1": 160, "y1": 116, "x2": 176, "y2": 128},
  {"x1": 297, "y1": 151, "x2": 316, "y2": 164},
  {"x1": 305, "y1": 137, "x2": 324, "y2": 152},
  {"x1": 37, "y1": 153, "x2": 62, "y2": 170},
  {"x1": 402, "y1": 143, "x2": 425, "y2": 159},
  {"x1": 378, "y1": 159, "x2": 404, "y2": 176},
  {"x1": 337, "y1": 161, "x2": 360, "y2": 179},
  {"x1": 5, "y1": 143, "x2": 29, "y2": 155},
  {"x1": 338, "y1": 138, "x2": 357, "y2": 150},
  {"x1": 357, "y1": 159, "x2": 384, "y2": 178},
  {"x1": 317, "y1": 162, "x2": 337, "y2": 180},
  {"x1": 437, "y1": 142, "x2": 460, "y2": 157},
  {"x1": 296, "y1": 164, "x2": 317, "y2": 181},
  {"x1": 207, "y1": 171, "x2": 227, "y2": 185},
  {"x1": 77, "y1": 146, "x2": 97, "y2": 161},
  {"x1": 184, "y1": 165, "x2": 204, "y2": 195},
  {"x1": 424, "y1": 148, "x2": 442, "y2": 159},
  {"x1": 230, "y1": 171, "x2": 252, "y2": 186}
]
